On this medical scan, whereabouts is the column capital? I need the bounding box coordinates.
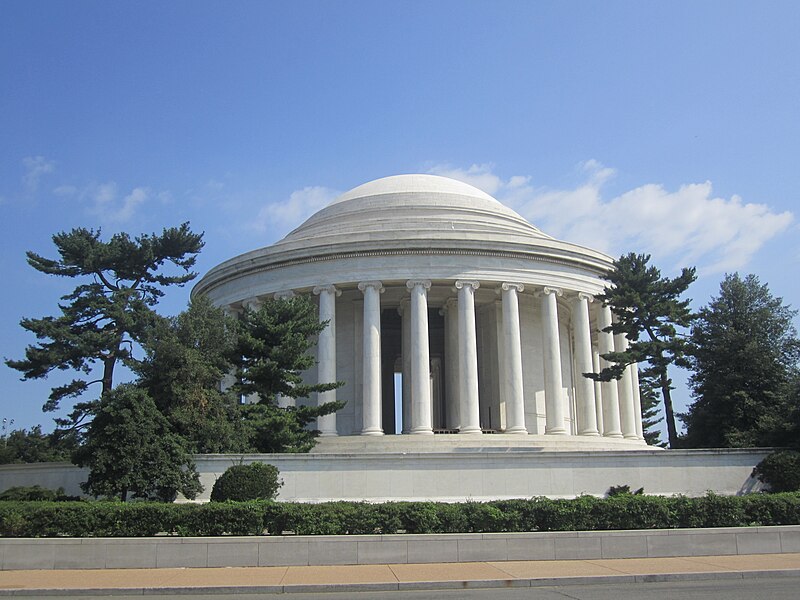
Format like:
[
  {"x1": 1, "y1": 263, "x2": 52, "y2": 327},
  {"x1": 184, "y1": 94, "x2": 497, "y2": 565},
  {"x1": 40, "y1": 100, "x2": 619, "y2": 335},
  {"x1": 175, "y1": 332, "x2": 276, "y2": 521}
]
[
  {"x1": 406, "y1": 279, "x2": 432, "y2": 291},
  {"x1": 536, "y1": 286, "x2": 563, "y2": 298},
  {"x1": 454, "y1": 280, "x2": 480, "y2": 291},
  {"x1": 397, "y1": 297, "x2": 410, "y2": 316},
  {"x1": 273, "y1": 290, "x2": 296, "y2": 300},
  {"x1": 242, "y1": 297, "x2": 263, "y2": 310},
  {"x1": 313, "y1": 284, "x2": 342, "y2": 297},
  {"x1": 441, "y1": 297, "x2": 459, "y2": 313},
  {"x1": 577, "y1": 291, "x2": 594, "y2": 303},
  {"x1": 222, "y1": 305, "x2": 241, "y2": 317},
  {"x1": 358, "y1": 280, "x2": 385, "y2": 293},
  {"x1": 500, "y1": 282, "x2": 524, "y2": 293}
]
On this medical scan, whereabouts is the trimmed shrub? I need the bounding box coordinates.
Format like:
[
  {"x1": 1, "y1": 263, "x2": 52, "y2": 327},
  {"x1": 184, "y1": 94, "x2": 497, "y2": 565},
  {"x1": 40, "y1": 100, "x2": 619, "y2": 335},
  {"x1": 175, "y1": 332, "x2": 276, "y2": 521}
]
[
  {"x1": 210, "y1": 462, "x2": 282, "y2": 502},
  {"x1": 179, "y1": 502, "x2": 265, "y2": 536},
  {"x1": 753, "y1": 450, "x2": 800, "y2": 493},
  {"x1": 0, "y1": 485, "x2": 77, "y2": 502},
  {"x1": 1, "y1": 493, "x2": 799, "y2": 538},
  {"x1": 742, "y1": 492, "x2": 800, "y2": 526}
]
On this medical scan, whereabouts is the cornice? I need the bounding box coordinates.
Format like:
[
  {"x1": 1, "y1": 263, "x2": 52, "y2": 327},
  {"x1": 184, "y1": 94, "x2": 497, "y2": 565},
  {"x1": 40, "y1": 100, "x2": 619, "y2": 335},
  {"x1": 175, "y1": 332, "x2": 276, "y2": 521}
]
[{"x1": 193, "y1": 244, "x2": 613, "y2": 299}]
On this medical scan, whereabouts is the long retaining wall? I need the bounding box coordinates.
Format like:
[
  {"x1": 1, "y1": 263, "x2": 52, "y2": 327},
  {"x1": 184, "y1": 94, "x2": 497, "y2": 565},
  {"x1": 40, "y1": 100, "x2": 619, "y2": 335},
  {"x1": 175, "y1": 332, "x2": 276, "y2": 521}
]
[
  {"x1": 0, "y1": 448, "x2": 770, "y2": 502},
  {"x1": 1, "y1": 526, "x2": 799, "y2": 570}
]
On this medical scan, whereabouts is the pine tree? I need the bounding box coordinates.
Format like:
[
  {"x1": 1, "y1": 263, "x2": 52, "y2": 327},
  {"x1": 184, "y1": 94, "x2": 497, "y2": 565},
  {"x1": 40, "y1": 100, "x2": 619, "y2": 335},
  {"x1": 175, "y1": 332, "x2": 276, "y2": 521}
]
[
  {"x1": 589, "y1": 253, "x2": 696, "y2": 448},
  {"x1": 233, "y1": 296, "x2": 344, "y2": 452},
  {"x1": 6, "y1": 224, "x2": 203, "y2": 428},
  {"x1": 681, "y1": 273, "x2": 800, "y2": 447},
  {"x1": 637, "y1": 365, "x2": 665, "y2": 446},
  {"x1": 136, "y1": 296, "x2": 247, "y2": 453}
]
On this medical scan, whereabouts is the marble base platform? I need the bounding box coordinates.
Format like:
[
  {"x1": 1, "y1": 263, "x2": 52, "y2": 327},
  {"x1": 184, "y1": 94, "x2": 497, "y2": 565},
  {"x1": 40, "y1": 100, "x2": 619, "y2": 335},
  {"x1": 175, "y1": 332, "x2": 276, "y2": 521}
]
[
  {"x1": 0, "y1": 447, "x2": 770, "y2": 503},
  {"x1": 310, "y1": 433, "x2": 650, "y2": 454}
]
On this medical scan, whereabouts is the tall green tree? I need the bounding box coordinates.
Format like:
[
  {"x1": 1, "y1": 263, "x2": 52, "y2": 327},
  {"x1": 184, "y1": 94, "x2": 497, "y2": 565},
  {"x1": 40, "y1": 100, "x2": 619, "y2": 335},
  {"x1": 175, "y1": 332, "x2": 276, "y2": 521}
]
[
  {"x1": 5, "y1": 224, "x2": 203, "y2": 429},
  {"x1": 0, "y1": 425, "x2": 79, "y2": 465},
  {"x1": 72, "y1": 385, "x2": 202, "y2": 502},
  {"x1": 136, "y1": 296, "x2": 247, "y2": 453},
  {"x1": 637, "y1": 365, "x2": 665, "y2": 446},
  {"x1": 589, "y1": 253, "x2": 696, "y2": 448},
  {"x1": 681, "y1": 273, "x2": 800, "y2": 448},
  {"x1": 233, "y1": 296, "x2": 343, "y2": 452}
]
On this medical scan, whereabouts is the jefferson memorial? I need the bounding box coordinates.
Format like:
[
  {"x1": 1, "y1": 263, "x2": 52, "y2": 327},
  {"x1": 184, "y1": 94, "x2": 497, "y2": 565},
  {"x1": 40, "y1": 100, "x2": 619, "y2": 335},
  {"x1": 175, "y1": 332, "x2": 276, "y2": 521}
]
[
  {"x1": 0, "y1": 174, "x2": 768, "y2": 500},
  {"x1": 194, "y1": 174, "x2": 646, "y2": 449}
]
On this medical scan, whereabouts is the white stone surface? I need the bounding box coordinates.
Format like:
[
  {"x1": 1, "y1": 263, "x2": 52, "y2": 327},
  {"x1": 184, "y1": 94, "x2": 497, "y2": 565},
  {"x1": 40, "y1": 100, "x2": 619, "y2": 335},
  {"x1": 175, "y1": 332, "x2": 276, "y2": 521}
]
[
  {"x1": 407, "y1": 279, "x2": 433, "y2": 435},
  {"x1": 314, "y1": 284, "x2": 340, "y2": 436},
  {"x1": 192, "y1": 174, "x2": 649, "y2": 446},
  {"x1": 359, "y1": 281, "x2": 384, "y2": 436},
  {"x1": 0, "y1": 447, "x2": 770, "y2": 504},
  {"x1": 500, "y1": 283, "x2": 527, "y2": 434},
  {"x1": 456, "y1": 280, "x2": 481, "y2": 434},
  {"x1": 3, "y1": 526, "x2": 799, "y2": 570}
]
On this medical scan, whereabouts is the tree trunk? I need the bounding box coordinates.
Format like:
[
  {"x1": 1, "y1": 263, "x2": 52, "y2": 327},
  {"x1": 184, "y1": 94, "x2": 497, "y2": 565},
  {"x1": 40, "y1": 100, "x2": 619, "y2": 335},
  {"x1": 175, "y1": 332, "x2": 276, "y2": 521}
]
[
  {"x1": 659, "y1": 370, "x2": 679, "y2": 448},
  {"x1": 102, "y1": 356, "x2": 116, "y2": 397}
]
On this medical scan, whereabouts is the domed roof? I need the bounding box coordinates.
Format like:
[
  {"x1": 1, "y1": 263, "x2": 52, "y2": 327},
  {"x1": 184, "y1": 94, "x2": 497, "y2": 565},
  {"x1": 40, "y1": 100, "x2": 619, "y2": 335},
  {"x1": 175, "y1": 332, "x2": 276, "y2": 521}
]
[
  {"x1": 194, "y1": 174, "x2": 615, "y2": 300},
  {"x1": 330, "y1": 173, "x2": 499, "y2": 205},
  {"x1": 278, "y1": 174, "x2": 551, "y2": 249}
]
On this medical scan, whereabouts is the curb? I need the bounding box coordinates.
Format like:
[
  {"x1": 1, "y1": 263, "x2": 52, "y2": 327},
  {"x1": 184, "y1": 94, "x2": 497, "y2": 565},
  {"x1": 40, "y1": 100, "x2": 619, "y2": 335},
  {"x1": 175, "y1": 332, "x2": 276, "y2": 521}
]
[{"x1": 2, "y1": 569, "x2": 799, "y2": 596}]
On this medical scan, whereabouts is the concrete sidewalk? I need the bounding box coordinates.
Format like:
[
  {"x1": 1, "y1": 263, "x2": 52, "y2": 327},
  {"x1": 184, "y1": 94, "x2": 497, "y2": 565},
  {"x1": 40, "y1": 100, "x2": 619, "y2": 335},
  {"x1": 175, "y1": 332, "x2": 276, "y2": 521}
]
[{"x1": 1, "y1": 553, "x2": 799, "y2": 595}]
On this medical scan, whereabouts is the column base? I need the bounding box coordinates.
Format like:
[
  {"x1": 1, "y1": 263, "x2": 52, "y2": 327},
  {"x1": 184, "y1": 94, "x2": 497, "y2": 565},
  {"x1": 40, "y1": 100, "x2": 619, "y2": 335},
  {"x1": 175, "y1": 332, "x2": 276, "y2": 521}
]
[
  {"x1": 318, "y1": 432, "x2": 338, "y2": 437},
  {"x1": 544, "y1": 427, "x2": 568, "y2": 435},
  {"x1": 623, "y1": 434, "x2": 640, "y2": 440},
  {"x1": 578, "y1": 430, "x2": 600, "y2": 437},
  {"x1": 504, "y1": 426, "x2": 528, "y2": 435},
  {"x1": 459, "y1": 426, "x2": 482, "y2": 435},
  {"x1": 409, "y1": 428, "x2": 434, "y2": 435},
  {"x1": 361, "y1": 429, "x2": 384, "y2": 436},
  {"x1": 603, "y1": 432, "x2": 624, "y2": 439}
]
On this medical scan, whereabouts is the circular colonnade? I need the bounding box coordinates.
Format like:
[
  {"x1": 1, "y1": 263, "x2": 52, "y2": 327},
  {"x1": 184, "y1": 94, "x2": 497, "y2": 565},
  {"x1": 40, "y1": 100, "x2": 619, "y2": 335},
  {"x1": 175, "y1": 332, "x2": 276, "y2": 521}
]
[{"x1": 193, "y1": 174, "x2": 647, "y2": 449}]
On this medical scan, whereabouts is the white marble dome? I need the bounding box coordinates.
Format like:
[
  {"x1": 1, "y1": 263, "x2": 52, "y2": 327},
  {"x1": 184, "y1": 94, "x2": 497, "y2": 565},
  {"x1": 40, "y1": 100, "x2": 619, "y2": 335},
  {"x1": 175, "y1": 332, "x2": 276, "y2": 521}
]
[
  {"x1": 194, "y1": 174, "x2": 646, "y2": 448},
  {"x1": 197, "y1": 174, "x2": 613, "y2": 306},
  {"x1": 280, "y1": 173, "x2": 550, "y2": 249}
]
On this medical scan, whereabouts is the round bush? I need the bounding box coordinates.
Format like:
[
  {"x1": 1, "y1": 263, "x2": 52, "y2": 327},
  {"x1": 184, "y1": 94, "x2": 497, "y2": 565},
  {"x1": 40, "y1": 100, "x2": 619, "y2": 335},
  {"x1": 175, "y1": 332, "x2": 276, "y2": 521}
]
[
  {"x1": 753, "y1": 450, "x2": 800, "y2": 493},
  {"x1": 210, "y1": 463, "x2": 282, "y2": 502}
]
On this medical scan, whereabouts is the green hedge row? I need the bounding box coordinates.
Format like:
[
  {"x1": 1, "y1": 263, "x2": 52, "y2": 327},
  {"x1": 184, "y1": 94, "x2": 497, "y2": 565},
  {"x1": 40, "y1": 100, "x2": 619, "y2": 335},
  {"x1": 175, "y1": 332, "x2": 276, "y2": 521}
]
[{"x1": 1, "y1": 493, "x2": 799, "y2": 537}]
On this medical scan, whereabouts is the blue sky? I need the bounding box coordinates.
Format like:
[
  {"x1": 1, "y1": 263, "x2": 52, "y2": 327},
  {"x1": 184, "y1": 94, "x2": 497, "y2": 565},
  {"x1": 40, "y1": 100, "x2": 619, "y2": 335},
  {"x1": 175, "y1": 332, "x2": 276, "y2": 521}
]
[{"x1": 1, "y1": 1, "x2": 798, "y2": 437}]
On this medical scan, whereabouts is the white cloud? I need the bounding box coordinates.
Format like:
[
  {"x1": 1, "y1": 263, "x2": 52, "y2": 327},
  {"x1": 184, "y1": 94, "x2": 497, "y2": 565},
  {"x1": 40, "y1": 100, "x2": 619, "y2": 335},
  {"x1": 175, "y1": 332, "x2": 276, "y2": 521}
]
[
  {"x1": 22, "y1": 156, "x2": 55, "y2": 192},
  {"x1": 53, "y1": 184, "x2": 78, "y2": 197},
  {"x1": 430, "y1": 162, "x2": 794, "y2": 275},
  {"x1": 251, "y1": 186, "x2": 340, "y2": 234},
  {"x1": 55, "y1": 181, "x2": 151, "y2": 224},
  {"x1": 429, "y1": 163, "x2": 504, "y2": 195}
]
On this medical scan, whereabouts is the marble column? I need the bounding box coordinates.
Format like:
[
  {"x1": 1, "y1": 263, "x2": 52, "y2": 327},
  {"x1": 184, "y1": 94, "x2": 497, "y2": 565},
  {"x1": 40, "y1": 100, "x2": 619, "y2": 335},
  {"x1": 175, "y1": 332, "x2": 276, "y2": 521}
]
[
  {"x1": 597, "y1": 304, "x2": 623, "y2": 438},
  {"x1": 539, "y1": 287, "x2": 567, "y2": 435},
  {"x1": 358, "y1": 281, "x2": 384, "y2": 436},
  {"x1": 591, "y1": 347, "x2": 604, "y2": 435},
  {"x1": 456, "y1": 280, "x2": 482, "y2": 434},
  {"x1": 242, "y1": 297, "x2": 263, "y2": 405},
  {"x1": 572, "y1": 293, "x2": 600, "y2": 436},
  {"x1": 398, "y1": 300, "x2": 411, "y2": 434},
  {"x1": 313, "y1": 284, "x2": 341, "y2": 436},
  {"x1": 407, "y1": 280, "x2": 433, "y2": 435},
  {"x1": 443, "y1": 298, "x2": 460, "y2": 429},
  {"x1": 500, "y1": 283, "x2": 527, "y2": 434},
  {"x1": 614, "y1": 332, "x2": 638, "y2": 439},
  {"x1": 631, "y1": 364, "x2": 644, "y2": 440}
]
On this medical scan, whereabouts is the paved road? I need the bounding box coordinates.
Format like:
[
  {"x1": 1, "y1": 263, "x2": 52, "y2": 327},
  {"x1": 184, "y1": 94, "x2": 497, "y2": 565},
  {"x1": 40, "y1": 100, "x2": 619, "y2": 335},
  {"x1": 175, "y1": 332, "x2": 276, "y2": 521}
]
[{"x1": 16, "y1": 575, "x2": 800, "y2": 600}]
